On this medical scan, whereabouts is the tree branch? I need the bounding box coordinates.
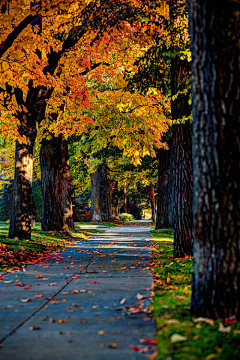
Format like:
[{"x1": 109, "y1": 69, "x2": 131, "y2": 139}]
[{"x1": 0, "y1": 14, "x2": 39, "y2": 58}]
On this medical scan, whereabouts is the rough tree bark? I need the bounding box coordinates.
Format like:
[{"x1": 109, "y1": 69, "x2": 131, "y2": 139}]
[
  {"x1": 111, "y1": 180, "x2": 119, "y2": 219},
  {"x1": 172, "y1": 122, "x2": 193, "y2": 257},
  {"x1": 40, "y1": 134, "x2": 74, "y2": 232},
  {"x1": 9, "y1": 116, "x2": 37, "y2": 240},
  {"x1": 189, "y1": 0, "x2": 240, "y2": 320},
  {"x1": 90, "y1": 165, "x2": 102, "y2": 222},
  {"x1": 90, "y1": 161, "x2": 113, "y2": 222},
  {"x1": 100, "y1": 162, "x2": 112, "y2": 222},
  {"x1": 124, "y1": 188, "x2": 128, "y2": 213},
  {"x1": 149, "y1": 182, "x2": 156, "y2": 222},
  {"x1": 156, "y1": 148, "x2": 174, "y2": 229}
]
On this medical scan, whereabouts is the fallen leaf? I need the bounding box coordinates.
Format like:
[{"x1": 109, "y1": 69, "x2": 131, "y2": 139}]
[
  {"x1": 100, "y1": 343, "x2": 106, "y2": 347},
  {"x1": 92, "y1": 281, "x2": 97, "y2": 284},
  {"x1": 218, "y1": 322, "x2": 231, "y2": 333},
  {"x1": 49, "y1": 283, "x2": 56, "y2": 286},
  {"x1": 80, "y1": 290, "x2": 87, "y2": 293},
  {"x1": 193, "y1": 317, "x2": 214, "y2": 326},
  {"x1": 20, "y1": 298, "x2": 32, "y2": 303},
  {"x1": 147, "y1": 351, "x2": 158, "y2": 359},
  {"x1": 98, "y1": 330, "x2": 104, "y2": 335},
  {"x1": 4, "y1": 280, "x2": 13, "y2": 283},
  {"x1": 108, "y1": 344, "x2": 117, "y2": 348},
  {"x1": 50, "y1": 301, "x2": 59, "y2": 304},
  {"x1": 120, "y1": 298, "x2": 126, "y2": 305},
  {"x1": 34, "y1": 295, "x2": 42, "y2": 298},
  {"x1": 170, "y1": 334, "x2": 188, "y2": 343},
  {"x1": 58, "y1": 319, "x2": 68, "y2": 323},
  {"x1": 71, "y1": 290, "x2": 79, "y2": 294},
  {"x1": 165, "y1": 319, "x2": 180, "y2": 325},
  {"x1": 23, "y1": 286, "x2": 31, "y2": 289},
  {"x1": 205, "y1": 354, "x2": 218, "y2": 360},
  {"x1": 136, "y1": 293, "x2": 147, "y2": 300},
  {"x1": 61, "y1": 291, "x2": 69, "y2": 295},
  {"x1": 0, "y1": 345, "x2": 4, "y2": 348},
  {"x1": 29, "y1": 326, "x2": 41, "y2": 331}
]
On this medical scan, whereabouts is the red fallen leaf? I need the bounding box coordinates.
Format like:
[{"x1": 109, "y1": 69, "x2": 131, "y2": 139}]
[
  {"x1": 29, "y1": 326, "x2": 41, "y2": 331},
  {"x1": 45, "y1": 297, "x2": 53, "y2": 300},
  {"x1": 143, "y1": 288, "x2": 152, "y2": 291},
  {"x1": 36, "y1": 276, "x2": 43, "y2": 278},
  {"x1": 0, "y1": 344, "x2": 4, "y2": 348},
  {"x1": 16, "y1": 282, "x2": 25, "y2": 287},
  {"x1": 23, "y1": 286, "x2": 32, "y2": 289},
  {"x1": 224, "y1": 316, "x2": 236, "y2": 325},
  {"x1": 131, "y1": 346, "x2": 151, "y2": 353},
  {"x1": 20, "y1": 298, "x2": 32, "y2": 302},
  {"x1": 145, "y1": 339, "x2": 158, "y2": 345},
  {"x1": 92, "y1": 281, "x2": 97, "y2": 284}
]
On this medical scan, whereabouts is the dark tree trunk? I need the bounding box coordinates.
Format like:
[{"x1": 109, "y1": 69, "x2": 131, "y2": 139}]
[
  {"x1": 111, "y1": 180, "x2": 119, "y2": 219},
  {"x1": 90, "y1": 165, "x2": 102, "y2": 222},
  {"x1": 189, "y1": 0, "x2": 240, "y2": 320},
  {"x1": 9, "y1": 117, "x2": 37, "y2": 240},
  {"x1": 90, "y1": 161, "x2": 113, "y2": 222},
  {"x1": 156, "y1": 148, "x2": 174, "y2": 229},
  {"x1": 172, "y1": 122, "x2": 193, "y2": 257},
  {"x1": 149, "y1": 182, "x2": 156, "y2": 222},
  {"x1": 40, "y1": 134, "x2": 74, "y2": 232},
  {"x1": 170, "y1": 0, "x2": 193, "y2": 257},
  {"x1": 124, "y1": 187, "x2": 128, "y2": 213},
  {"x1": 100, "y1": 162, "x2": 112, "y2": 222}
]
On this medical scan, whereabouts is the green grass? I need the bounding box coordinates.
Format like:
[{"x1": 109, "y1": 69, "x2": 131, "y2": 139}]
[
  {"x1": 151, "y1": 229, "x2": 240, "y2": 360},
  {"x1": 0, "y1": 222, "x2": 102, "y2": 272}
]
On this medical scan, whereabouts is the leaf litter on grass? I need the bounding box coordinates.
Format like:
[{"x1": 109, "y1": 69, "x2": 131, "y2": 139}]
[{"x1": 151, "y1": 229, "x2": 240, "y2": 360}]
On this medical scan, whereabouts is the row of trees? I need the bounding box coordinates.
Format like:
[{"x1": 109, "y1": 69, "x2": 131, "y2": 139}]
[{"x1": 0, "y1": 0, "x2": 239, "y2": 322}]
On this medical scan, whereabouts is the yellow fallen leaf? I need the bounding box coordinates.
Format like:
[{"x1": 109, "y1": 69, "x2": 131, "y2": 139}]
[
  {"x1": 93, "y1": 306, "x2": 98, "y2": 309},
  {"x1": 108, "y1": 344, "x2": 117, "y2": 348},
  {"x1": 205, "y1": 354, "x2": 218, "y2": 360},
  {"x1": 50, "y1": 301, "x2": 59, "y2": 304},
  {"x1": 147, "y1": 351, "x2": 158, "y2": 359},
  {"x1": 72, "y1": 290, "x2": 79, "y2": 294},
  {"x1": 98, "y1": 330, "x2": 104, "y2": 335},
  {"x1": 80, "y1": 289, "x2": 87, "y2": 292},
  {"x1": 170, "y1": 334, "x2": 188, "y2": 343}
]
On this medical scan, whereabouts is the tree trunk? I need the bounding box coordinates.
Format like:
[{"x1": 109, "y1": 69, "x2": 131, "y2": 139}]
[
  {"x1": 111, "y1": 180, "x2": 119, "y2": 219},
  {"x1": 172, "y1": 122, "x2": 193, "y2": 257},
  {"x1": 9, "y1": 118, "x2": 37, "y2": 240},
  {"x1": 124, "y1": 187, "x2": 128, "y2": 213},
  {"x1": 149, "y1": 182, "x2": 156, "y2": 222},
  {"x1": 156, "y1": 148, "x2": 174, "y2": 229},
  {"x1": 189, "y1": 0, "x2": 240, "y2": 320},
  {"x1": 90, "y1": 165, "x2": 102, "y2": 222},
  {"x1": 40, "y1": 134, "x2": 74, "y2": 232},
  {"x1": 170, "y1": 0, "x2": 193, "y2": 257},
  {"x1": 100, "y1": 162, "x2": 112, "y2": 222}
]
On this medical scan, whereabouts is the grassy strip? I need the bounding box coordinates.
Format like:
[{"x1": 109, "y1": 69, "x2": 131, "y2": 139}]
[
  {"x1": 151, "y1": 229, "x2": 240, "y2": 360},
  {"x1": 0, "y1": 222, "x2": 103, "y2": 272}
]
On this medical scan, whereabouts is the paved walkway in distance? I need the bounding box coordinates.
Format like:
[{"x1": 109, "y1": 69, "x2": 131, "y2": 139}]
[{"x1": 0, "y1": 222, "x2": 156, "y2": 360}]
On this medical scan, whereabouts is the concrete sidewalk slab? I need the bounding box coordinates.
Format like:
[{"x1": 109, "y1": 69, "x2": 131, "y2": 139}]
[{"x1": 0, "y1": 224, "x2": 156, "y2": 360}]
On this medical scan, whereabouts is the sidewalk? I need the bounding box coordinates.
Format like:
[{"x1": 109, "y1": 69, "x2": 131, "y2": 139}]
[{"x1": 0, "y1": 223, "x2": 156, "y2": 360}]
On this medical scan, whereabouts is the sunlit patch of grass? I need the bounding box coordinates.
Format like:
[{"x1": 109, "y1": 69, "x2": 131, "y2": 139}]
[
  {"x1": 0, "y1": 222, "x2": 100, "y2": 272},
  {"x1": 152, "y1": 230, "x2": 240, "y2": 360}
]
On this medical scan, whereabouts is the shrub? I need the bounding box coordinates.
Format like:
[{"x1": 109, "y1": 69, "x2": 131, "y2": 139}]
[{"x1": 119, "y1": 213, "x2": 134, "y2": 221}]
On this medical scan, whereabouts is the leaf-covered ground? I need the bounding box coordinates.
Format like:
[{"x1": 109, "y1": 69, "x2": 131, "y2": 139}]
[
  {"x1": 151, "y1": 229, "x2": 240, "y2": 360},
  {"x1": 0, "y1": 222, "x2": 104, "y2": 272}
]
